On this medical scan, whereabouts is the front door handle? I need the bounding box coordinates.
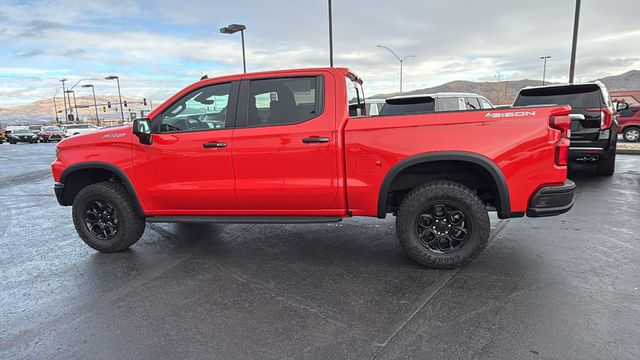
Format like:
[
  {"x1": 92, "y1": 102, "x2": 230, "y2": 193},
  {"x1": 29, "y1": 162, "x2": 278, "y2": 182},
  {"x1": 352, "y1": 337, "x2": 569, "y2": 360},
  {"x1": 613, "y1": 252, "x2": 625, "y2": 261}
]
[
  {"x1": 203, "y1": 141, "x2": 227, "y2": 148},
  {"x1": 302, "y1": 136, "x2": 330, "y2": 144}
]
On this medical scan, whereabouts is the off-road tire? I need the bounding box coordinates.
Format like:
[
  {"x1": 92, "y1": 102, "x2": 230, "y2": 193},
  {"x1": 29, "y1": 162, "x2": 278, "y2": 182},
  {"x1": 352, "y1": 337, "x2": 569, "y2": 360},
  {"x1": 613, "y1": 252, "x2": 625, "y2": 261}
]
[
  {"x1": 396, "y1": 180, "x2": 490, "y2": 269},
  {"x1": 72, "y1": 181, "x2": 145, "y2": 252}
]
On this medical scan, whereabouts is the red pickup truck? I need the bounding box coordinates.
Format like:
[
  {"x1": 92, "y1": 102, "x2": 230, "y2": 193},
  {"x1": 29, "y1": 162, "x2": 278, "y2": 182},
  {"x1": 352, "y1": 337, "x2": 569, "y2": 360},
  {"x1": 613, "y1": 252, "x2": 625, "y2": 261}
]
[{"x1": 52, "y1": 67, "x2": 575, "y2": 268}]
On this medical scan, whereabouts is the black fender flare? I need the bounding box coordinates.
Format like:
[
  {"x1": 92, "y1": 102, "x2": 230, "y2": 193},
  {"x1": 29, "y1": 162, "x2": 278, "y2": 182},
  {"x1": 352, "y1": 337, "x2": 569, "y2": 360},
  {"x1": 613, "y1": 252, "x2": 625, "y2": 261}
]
[
  {"x1": 58, "y1": 162, "x2": 145, "y2": 218},
  {"x1": 377, "y1": 152, "x2": 512, "y2": 219}
]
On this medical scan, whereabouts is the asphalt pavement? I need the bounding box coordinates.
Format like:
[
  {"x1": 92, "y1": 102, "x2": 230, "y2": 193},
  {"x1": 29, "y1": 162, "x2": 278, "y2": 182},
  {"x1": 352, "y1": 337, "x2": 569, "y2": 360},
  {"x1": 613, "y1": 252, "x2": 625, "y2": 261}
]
[{"x1": 0, "y1": 142, "x2": 639, "y2": 360}]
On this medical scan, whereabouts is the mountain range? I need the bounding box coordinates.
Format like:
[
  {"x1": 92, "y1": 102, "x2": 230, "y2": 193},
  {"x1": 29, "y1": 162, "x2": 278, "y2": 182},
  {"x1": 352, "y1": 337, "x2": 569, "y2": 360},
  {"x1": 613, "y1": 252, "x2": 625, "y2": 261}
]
[{"x1": 1, "y1": 70, "x2": 638, "y2": 126}]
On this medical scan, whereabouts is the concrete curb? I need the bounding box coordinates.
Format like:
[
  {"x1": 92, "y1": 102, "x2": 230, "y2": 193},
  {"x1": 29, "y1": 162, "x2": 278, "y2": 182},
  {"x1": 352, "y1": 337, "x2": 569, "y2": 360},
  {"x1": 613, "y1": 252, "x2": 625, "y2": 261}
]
[{"x1": 617, "y1": 149, "x2": 640, "y2": 155}]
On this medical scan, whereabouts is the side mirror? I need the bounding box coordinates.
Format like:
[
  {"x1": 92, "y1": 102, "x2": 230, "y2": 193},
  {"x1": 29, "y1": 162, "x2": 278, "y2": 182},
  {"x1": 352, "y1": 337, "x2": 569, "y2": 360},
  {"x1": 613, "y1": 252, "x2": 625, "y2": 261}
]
[
  {"x1": 616, "y1": 102, "x2": 629, "y2": 111},
  {"x1": 132, "y1": 118, "x2": 152, "y2": 145}
]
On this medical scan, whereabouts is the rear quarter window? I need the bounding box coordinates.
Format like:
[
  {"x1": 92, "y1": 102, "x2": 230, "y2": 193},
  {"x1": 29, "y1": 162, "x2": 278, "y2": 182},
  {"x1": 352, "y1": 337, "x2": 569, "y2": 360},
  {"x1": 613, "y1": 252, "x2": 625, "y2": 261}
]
[{"x1": 380, "y1": 97, "x2": 435, "y2": 116}]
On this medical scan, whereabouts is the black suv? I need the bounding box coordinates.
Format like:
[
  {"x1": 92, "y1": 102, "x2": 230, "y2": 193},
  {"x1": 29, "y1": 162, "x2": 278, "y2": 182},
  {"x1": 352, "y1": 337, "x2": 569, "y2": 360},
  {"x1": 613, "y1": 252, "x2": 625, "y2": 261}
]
[{"x1": 513, "y1": 82, "x2": 618, "y2": 175}]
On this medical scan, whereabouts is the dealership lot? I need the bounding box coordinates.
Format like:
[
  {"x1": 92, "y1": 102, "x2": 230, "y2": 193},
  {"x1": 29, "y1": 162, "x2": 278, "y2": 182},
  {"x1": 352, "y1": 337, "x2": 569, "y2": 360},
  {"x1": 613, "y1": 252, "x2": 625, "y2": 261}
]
[{"x1": 0, "y1": 143, "x2": 639, "y2": 359}]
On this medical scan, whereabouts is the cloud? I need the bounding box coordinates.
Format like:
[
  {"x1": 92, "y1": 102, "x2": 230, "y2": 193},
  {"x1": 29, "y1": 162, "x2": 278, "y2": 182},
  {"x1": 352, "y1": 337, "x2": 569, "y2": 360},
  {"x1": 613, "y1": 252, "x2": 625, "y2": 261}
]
[{"x1": 0, "y1": 0, "x2": 638, "y2": 107}]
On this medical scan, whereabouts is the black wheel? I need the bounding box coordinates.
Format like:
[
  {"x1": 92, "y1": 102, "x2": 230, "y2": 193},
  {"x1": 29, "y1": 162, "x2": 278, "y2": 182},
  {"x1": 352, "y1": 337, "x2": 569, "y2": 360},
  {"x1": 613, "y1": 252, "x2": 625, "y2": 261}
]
[
  {"x1": 623, "y1": 127, "x2": 640, "y2": 142},
  {"x1": 72, "y1": 182, "x2": 145, "y2": 252},
  {"x1": 396, "y1": 180, "x2": 490, "y2": 268}
]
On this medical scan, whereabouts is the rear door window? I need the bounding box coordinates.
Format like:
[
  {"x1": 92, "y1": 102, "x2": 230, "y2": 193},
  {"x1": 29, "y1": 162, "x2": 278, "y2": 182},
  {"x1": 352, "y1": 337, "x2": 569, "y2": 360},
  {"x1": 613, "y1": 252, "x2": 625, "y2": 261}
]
[
  {"x1": 479, "y1": 98, "x2": 493, "y2": 109},
  {"x1": 465, "y1": 97, "x2": 480, "y2": 110},
  {"x1": 514, "y1": 85, "x2": 604, "y2": 109},
  {"x1": 619, "y1": 108, "x2": 639, "y2": 117},
  {"x1": 242, "y1": 76, "x2": 322, "y2": 127},
  {"x1": 380, "y1": 97, "x2": 435, "y2": 116},
  {"x1": 435, "y1": 97, "x2": 459, "y2": 111}
]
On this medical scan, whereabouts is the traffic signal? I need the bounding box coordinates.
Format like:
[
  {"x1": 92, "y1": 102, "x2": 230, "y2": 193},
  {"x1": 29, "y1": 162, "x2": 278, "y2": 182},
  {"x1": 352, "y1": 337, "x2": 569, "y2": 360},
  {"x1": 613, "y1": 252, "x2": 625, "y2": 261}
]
[
  {"x1": 143, "y1": 98, "x2": 147, "y2": 106},
  {"x1": 107, "y1": 101, "x2": 111, "y2": 108},
  {"x1": 123, "y1": 100, "x2": 128, "y2": 107},
  {"x1": 103, "y1": 106, "x2": 106, "y2": 112}
]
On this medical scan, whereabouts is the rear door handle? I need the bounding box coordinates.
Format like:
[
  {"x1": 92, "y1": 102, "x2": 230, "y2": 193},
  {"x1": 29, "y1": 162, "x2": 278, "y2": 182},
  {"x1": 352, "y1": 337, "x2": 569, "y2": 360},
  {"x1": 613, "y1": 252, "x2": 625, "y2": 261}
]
[
  {"x1": 302, "y1": 136, "x2": 330, "y2": 144},
  {"x1": 203, "y1": 141, "x2": 227, "y2": 148}
]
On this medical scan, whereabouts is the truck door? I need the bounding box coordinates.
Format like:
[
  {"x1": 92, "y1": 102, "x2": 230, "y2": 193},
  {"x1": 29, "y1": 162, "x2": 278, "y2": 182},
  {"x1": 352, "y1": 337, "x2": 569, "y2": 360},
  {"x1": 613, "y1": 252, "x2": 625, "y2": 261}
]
[
  {"x1": 232, "y1": 74, "x2": 342, "y2": 213},
  {"x1": 132, "y1": 81, "x2": 239, "y2": 213}
]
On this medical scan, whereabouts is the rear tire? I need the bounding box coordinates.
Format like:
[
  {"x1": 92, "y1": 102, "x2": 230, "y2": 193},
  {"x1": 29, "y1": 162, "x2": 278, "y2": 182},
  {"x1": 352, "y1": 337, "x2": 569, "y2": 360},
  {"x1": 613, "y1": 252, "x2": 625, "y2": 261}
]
[
  {"x1": 396, "y1": 180, "x2": 490, "y2": 269},
  {"x1": 72, "y1": 181, "x2": 145, "y2": 252}
]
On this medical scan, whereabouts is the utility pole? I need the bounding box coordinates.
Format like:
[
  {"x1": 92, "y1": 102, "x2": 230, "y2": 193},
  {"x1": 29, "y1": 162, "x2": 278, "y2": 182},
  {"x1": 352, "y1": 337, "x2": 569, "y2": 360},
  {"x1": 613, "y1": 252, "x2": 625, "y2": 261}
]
[
  {"x1": 569, "y1": 0, "x2": 581, "y2": 83},
  {"x1": 328, "y1": 0, "x2": 334, "y2": 67}
]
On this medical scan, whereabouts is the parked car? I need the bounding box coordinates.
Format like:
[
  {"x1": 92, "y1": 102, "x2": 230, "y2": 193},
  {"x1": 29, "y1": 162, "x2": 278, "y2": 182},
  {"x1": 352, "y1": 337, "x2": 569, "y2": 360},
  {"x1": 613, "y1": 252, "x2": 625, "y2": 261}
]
[
  {"x1": 0, "y1": 131, "x2": 5, "y2": 144},
  {"x1": 40, "y1": 126, "x2": 65, "y2": 142},
  {"x1": 512, "y1": 81, "x2": 618, "y2": 175},
  {"x1": 380, "y1": 93, "x2": 494, "y2": 116},
  {"x1": 617, "y1": 104, "x2": 640, "y2": 142},
  {"x1": 7, "y1": 128, "x2": 39, "y2": 144},
  {"x1": 4, "y1": 125, "x2": 28, "y2": 140},
  {"x1": 62, "y1": 123, "x2": 99, "y2": 137},
  {"x1": 52, "y1": 67, "x2": 574, "y2": 269}
]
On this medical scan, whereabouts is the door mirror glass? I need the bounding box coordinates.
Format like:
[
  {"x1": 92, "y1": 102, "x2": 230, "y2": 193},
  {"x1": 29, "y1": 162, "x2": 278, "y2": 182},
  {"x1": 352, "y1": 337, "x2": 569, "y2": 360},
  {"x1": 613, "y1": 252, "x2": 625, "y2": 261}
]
[
  {"x1": 616, "y1": 102, "x2": 629, "y2": 111},
  {"x1": 132, "y1": 118, "x2": 152, "y2": 145}
]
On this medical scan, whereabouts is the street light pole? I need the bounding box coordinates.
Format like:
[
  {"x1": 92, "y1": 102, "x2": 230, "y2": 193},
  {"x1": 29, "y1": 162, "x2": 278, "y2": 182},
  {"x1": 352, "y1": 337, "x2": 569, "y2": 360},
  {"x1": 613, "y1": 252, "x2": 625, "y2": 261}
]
[
  {"x1": 66, "y1": 90, "x2": 80, "y2": 123},
  {"x1": 328, "y1": 0, "x2": 334, "y2": 67},
  {"x1": 52, "y1": 91, "x2": 60, "y2": 124},
  {"x1": 60, "y1": 79, "x2": 69, "y2": 123},
  {"x1": 82, "y1": 84, "x2": 100, "y2": 126},
  {"x1": 105, "y1": 76, "x2": 125, "y2": 123},
  {"x1": 377, "y1": 45, "x2": 415, "y2": 93},
  {"x1": 540, "y1": 56, "x2": 551, "y2": 85},
  {"x1": 569, "y1": 0, "x2": 581, "y2": 84},
  {"x1": 220, "y1": 24, "x2": 247, "y2": 73}
]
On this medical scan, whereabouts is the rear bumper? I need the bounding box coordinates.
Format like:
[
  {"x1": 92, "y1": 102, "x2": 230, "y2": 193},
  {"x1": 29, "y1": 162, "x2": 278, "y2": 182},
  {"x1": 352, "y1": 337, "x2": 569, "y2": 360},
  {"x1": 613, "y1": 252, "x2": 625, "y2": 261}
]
[{"x1": 527, "y1": 180, "x2": 575, "y2": 217}]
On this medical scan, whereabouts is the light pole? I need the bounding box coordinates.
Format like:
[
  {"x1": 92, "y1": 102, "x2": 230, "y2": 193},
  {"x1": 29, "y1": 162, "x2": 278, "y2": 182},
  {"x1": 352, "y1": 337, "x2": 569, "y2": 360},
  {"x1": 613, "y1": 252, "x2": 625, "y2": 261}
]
[
  {"x1": 60, "y1": 79, "x2": 69, "y2": 123},
  {"x1": 569, "y1": 0, "x2": 581, "y2": 83},
  {"x1": 65, "y1": 90, "x2": 79, "y2": 123},
  {"x1": 52, "y1": 90, "x2": 60, "y2": 124},
  {"x1": 377, "y1": 45, "x2": 415, "y2": 93},
  {"x1": 105, "y1": 76, "x2": 125, "y2": 123},
  {"x1": 328, "y1": 0, "x2": 333, "y2": 67},
  {"x1": 220, "y1": 24, "x2": 247, "y2": 73},
  {"x1": 540, "y1": 56, "x2": 551, "y2": 85},
  {"x1": 82, "y1": 84, "x2": 100, "y2": 126}
]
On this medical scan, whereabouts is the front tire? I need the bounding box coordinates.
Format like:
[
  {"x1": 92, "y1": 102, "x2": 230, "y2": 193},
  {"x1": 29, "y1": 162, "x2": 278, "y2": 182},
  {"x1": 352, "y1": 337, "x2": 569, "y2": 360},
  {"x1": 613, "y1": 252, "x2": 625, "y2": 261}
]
[
  {"x1": 623, "y1": 127, "x2": 640, "y2": 142},
  {"x1": 396, "y1": 180, "x2": 490, "y2": 269},
  {"x1": 72, "y1": 182, "x2": 145, "y2": 252}
]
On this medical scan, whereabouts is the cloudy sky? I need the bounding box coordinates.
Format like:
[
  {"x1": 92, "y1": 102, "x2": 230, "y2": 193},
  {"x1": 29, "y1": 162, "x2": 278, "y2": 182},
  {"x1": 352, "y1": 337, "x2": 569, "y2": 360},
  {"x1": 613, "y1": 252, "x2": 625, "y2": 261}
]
[{"x1": 0, "y1": 0, "x2": 638, "y2": 107}]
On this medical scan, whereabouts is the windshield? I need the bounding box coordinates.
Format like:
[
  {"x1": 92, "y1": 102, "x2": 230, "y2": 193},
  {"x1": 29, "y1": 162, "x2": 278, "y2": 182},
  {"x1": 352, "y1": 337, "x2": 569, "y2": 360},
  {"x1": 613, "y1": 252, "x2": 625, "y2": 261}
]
[
  {"x1": 514, "y1": 85, "x2": 603, "y2": 109},
  {"x1": 14, "y1": 129, "x2": 31, "y2": 134},
  {"x1": 43, "y1": 126, "x2": 62, "y2": 131}
]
